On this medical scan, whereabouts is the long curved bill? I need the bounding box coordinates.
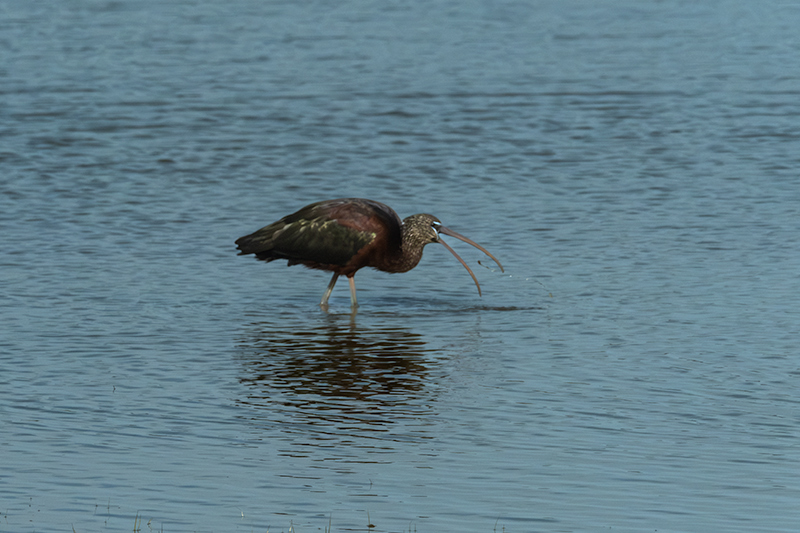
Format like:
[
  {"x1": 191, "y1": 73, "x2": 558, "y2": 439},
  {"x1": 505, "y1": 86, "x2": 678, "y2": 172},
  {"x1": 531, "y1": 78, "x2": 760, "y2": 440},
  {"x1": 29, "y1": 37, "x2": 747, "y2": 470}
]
[{"x1": 434, "y1": 224, "x2": 504, "y2": 297}]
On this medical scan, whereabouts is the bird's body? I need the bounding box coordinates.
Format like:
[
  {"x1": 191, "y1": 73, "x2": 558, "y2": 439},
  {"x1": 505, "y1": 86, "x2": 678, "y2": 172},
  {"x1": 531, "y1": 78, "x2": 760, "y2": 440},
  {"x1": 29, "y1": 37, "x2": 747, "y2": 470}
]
[{"x1": 235, "y1": 198, "x2": 503, "y2": 307}]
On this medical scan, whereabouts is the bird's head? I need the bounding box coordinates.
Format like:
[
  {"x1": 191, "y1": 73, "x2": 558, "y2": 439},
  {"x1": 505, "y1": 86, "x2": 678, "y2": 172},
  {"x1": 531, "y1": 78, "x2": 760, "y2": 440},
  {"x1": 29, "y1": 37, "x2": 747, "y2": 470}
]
[{"x1": 403, "y1": 214, "x2": 443, "y2": 245}]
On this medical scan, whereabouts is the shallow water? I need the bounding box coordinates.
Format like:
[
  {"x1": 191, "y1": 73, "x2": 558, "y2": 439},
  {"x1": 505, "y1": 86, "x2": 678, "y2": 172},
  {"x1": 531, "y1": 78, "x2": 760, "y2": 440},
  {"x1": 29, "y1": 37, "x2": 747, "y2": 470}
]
[{"x1": 3, "y1": 1, "x2": 800, "y2": 532}]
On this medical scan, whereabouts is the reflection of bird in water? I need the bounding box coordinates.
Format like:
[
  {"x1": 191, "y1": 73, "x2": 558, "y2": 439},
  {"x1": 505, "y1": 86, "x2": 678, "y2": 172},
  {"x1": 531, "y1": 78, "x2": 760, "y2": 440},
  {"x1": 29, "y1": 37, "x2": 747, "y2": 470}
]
[
  {"x1": 236, "y1": 317, "x2": 438, "y2": 437},
  {"x1": 235, "y1": 198, "x2": 503, "y2": 307}
]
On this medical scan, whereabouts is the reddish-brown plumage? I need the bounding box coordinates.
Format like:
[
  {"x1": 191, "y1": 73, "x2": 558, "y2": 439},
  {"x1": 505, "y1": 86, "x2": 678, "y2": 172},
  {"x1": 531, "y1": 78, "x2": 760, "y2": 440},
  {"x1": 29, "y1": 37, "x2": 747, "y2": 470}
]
[
  {"x1": 236, "y1": 198, "x2": 503, "y2": 307},
  {"x1": 315, "y1": 199, "x2": 404, "y2": 276}
]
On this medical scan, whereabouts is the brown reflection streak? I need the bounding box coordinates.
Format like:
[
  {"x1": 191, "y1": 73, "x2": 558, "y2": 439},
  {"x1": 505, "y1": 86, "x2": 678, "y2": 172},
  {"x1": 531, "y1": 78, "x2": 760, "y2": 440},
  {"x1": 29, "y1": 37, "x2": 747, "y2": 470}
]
[{"x1": 235, "y1": 315, "x2": 437, "y2": 440}]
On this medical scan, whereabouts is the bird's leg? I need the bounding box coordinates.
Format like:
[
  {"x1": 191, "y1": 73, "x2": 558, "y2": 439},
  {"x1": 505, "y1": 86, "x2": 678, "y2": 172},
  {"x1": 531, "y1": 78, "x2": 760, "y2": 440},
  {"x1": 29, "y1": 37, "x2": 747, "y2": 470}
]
[
  {"x1": 320, "y1": 273, "x2": 339, "y2": 307},
  {"x1": 348, "y1": 276, "x2": 358, "y2": 308}
]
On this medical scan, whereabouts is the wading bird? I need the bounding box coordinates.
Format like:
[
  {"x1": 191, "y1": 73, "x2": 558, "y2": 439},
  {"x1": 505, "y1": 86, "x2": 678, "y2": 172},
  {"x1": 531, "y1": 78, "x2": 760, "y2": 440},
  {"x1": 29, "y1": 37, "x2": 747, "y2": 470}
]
[{"x1": 235, "y1": 198, "x2": 503, "y2": 307}]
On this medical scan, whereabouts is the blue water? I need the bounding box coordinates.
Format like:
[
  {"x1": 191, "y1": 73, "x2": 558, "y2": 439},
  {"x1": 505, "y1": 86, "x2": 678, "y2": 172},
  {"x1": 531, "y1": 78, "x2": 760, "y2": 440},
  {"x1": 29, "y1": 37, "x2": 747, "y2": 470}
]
[{"x1": 2, "y1": 1, "x2": 799, "y2": 531}]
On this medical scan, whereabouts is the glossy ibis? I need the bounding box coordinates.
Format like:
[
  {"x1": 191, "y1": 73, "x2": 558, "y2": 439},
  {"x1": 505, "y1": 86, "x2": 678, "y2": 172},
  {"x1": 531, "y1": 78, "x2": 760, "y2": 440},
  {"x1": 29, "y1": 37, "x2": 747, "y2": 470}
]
[{"x1": 235, "y1": 198, "x2": 503, "y2": 307}]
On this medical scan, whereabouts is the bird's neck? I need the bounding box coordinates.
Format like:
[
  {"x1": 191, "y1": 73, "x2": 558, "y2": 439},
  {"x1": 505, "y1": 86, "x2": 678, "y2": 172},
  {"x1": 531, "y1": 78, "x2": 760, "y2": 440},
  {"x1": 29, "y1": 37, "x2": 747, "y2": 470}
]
[{"x1": 383, "y1": 222, "x2": 426, "y2": 273}]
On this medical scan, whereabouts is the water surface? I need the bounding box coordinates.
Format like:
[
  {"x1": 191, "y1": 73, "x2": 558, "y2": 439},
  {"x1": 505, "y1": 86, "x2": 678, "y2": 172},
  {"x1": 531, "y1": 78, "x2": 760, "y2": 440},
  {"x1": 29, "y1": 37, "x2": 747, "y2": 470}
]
[{"x1": 2, "y1": 1, "x2": 799, "y2": 531}]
